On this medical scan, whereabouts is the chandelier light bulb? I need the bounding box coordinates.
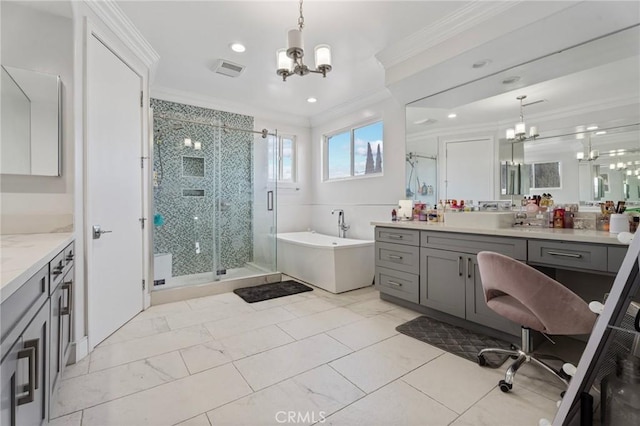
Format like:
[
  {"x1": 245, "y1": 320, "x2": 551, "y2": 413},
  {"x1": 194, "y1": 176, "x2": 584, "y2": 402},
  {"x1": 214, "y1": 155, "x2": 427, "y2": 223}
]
[
  {"x1": 184, "y1": 138, "x2": 192, "y2": 147},
  {"x1": 277, "y1": 49, "x2": 292, "y2": 71},
  {"x1": 314, "y1": 45, "x2": 332, "y2": 68},
  {"x1": 194, "y1": 141, "x2": 202, "y2": 151},
  {"x1": 576, "y1": 152, "x2": 585, "y2": 160},
  {"x1": 515, "y1": 122, "x2": 526, "y2": 136},
  {"x1": 506, "y1": 128, "x2": 515, "y2": 140},
  {"x1": 610, "y1": 164, "x2": 616, "y2": 170},
  {"x1": 287, "y1": 29, "x2": 304, "y2": 54}
]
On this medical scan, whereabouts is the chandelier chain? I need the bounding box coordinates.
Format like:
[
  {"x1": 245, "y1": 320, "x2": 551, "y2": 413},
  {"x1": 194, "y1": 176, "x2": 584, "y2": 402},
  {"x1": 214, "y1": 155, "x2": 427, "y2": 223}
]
[{"x1": 298, "y1": 0, "x2": 304, "y2": 30}]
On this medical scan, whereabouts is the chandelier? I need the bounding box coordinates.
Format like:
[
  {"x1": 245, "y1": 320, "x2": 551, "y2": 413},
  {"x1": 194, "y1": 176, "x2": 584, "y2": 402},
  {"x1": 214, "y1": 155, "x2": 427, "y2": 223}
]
[
  {"x1": 506, "y1": 95, "x2": 539, "y2": 142},
  {"x1": 276, "y1": 0, "x2": 332, "y2": 82},
  {"x1": 577, "y1": 135, "x2": 599, "y2": 162}
]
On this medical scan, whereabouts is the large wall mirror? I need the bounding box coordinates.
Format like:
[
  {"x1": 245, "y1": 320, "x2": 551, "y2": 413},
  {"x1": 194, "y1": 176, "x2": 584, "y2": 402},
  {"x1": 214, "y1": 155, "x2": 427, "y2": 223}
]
[
  {"x1": 1, "y1": 65, "x2": 61, "y2": 176},
  {"x1": 406, "y1": 26, "x2": 640, "y2": 208}
]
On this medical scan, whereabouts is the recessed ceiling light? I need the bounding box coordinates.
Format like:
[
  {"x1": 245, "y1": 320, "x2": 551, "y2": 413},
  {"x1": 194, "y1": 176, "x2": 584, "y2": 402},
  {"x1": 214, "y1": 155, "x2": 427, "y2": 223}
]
[
  {"x1": 595, "y1": 131, "x2": 607, "y2": 135},
  {"x1": 502, "y1": 76, "x2": 521, "y2": 84},
  {"x1": 230, "y1": 43, "x2": 246, "y2": 53},
  {"x1": 586, "y1": 125, "x2": 599, "y2": 131},
  {"x1": 307, "y1": 97, "x2": 317, "y2": 103},
  {"x1": 448, "y1": 113, "x2": 457, "y2": 119},
  {"x1": 472, "y1": 59, "x2": 491, "y2": 69}
]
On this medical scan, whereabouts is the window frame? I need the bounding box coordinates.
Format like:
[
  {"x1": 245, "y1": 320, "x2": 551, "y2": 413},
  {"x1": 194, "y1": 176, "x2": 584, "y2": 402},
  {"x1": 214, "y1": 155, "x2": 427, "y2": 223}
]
[
  {"x1": 323, "y1": 119, "x2": 383, "y2": 182},
  {"x1": 269, "y1": 133, "x2": 297, "y2": 184},
  {"x1": 277, "y1": 134, "x2": 296, "y2": 183}
]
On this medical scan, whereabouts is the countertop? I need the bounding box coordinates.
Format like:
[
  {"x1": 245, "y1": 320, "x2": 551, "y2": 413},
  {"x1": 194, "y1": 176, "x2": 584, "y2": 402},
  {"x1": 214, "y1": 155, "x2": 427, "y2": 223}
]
[
  {"x1": 1, "y1": 233, "x2": 74, "y2": 303},
  {"x1": 371, "y1": 221, "x2": 627, "y2": 245}
]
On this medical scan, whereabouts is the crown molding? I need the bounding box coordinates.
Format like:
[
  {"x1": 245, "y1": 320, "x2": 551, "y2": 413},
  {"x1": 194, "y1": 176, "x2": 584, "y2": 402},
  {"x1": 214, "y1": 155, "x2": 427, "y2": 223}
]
[
  {"x1": 83, "y1": 0, "x2": 159, "y2": 69},
  {"x1": 376, "y1": 1, "x2": 521, "y2": 70},
  {"x1": 151, "y1": 86, "x2": 311, "y2": 129},
  {"x1": 309, "y1": 89, "x2": 393, "y2": 128}
]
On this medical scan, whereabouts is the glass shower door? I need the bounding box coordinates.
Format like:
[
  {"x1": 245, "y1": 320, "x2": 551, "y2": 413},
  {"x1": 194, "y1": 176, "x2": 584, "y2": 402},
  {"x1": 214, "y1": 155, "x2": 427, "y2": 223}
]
[
  {"x1": 251, "y1": 130, "x2": 277, "y2": 273},
  {"x1": 212, "y1": 127, "x2": 277, "y2": 280}
]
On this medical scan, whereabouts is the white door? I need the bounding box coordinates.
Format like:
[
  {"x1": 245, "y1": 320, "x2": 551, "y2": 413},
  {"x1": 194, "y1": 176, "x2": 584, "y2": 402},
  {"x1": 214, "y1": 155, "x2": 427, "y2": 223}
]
[
  {"x1": 86, "y1": 34, "x2": 144, "y2": 347},
  {"x1": 444, "y1": 138, "x2": 494, "y2": 202}
]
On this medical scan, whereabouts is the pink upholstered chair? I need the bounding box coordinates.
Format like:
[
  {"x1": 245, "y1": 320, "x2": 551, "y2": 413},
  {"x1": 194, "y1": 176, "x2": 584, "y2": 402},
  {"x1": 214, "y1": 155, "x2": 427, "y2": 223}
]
[{"x1": 476, "y1": 251, "x2": 597, "y2": 392}]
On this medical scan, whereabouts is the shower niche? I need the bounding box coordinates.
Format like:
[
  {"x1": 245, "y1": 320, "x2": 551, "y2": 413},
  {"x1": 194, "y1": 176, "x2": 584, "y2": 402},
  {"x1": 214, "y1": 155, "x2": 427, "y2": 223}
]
[{"x1": 182, "y1": 156, "x2": 205, "y2": 178}]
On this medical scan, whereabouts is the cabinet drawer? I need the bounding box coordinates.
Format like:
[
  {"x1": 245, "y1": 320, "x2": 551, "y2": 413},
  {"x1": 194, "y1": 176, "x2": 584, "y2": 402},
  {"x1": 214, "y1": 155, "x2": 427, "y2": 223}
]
[
  {"x1": 608, "y1": 246, "x2": 628, "y2": 273},
  {"x1": 421, "y1": 231, "x2": 526, "y2": 260},
  {"x1": 1, "y1": 264, "x2": 49, "y2": 345},
  {"x1": 49, "y1": 249, "x2": 66, "y2": 291},
  {"x1": 528, "y1": 240, "x2": 607, "y2": 272},
  {"x1": 375, "y1": 242, "x2": 419, "y2": 274},
  {"x1": 375, "y1": 267, "x2": 419, "y2": 304},
  {"x1": 375, "y1": 227, "x2": 419, "y2": 246},
  {"x1": 64, "y1": 242, "x2": 75, "y2": 267}
]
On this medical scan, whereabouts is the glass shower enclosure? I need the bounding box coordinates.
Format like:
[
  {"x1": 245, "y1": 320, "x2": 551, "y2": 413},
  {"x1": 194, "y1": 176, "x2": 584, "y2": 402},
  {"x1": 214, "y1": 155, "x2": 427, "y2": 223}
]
[{"x1": 151, "y1": 99, "x2": 277, "y2": 290}]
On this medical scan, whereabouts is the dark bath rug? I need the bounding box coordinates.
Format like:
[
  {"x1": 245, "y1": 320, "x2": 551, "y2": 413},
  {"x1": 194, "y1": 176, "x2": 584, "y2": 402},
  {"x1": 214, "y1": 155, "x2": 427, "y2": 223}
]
[
  {"x1": 233, "y1": 280, "x2": 313, "y2": 303},
  {"x1": 396, "y1": 315, "x2": 513, "y2": 368}
]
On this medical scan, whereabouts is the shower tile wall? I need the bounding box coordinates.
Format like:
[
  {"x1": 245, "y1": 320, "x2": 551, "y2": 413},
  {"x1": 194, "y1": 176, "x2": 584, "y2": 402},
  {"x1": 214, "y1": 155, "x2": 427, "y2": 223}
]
[{"x1": 152, "y1": 98, "x2": 254, "y2": 278}]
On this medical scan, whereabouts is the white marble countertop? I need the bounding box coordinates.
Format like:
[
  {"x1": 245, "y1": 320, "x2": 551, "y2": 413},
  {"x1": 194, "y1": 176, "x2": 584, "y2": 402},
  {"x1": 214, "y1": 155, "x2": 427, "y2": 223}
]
[
  {"x1": 1, "y1": 233, "x2": 74, "y2": 303},
  {"x1": 371, "y1": 221, "x2": 627, "y2": 245}
]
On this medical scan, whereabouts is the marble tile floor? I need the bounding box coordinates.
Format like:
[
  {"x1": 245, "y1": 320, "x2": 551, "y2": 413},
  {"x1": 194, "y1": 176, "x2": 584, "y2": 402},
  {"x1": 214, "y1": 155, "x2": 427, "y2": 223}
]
[{"x1": 51, "y1": 284, "x2": 573, "y2": 426}]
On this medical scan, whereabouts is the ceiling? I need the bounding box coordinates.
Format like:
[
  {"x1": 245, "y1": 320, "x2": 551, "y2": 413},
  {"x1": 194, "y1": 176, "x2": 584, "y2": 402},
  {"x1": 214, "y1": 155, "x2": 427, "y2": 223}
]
[{"x1": 116, "y1": 0, "x2": 472, "y2": 122}]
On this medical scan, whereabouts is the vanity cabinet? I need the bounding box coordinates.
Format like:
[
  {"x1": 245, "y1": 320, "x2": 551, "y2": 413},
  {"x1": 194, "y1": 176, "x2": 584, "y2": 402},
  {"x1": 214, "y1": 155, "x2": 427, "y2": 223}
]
[
  {"x1": 374, "y1": 229, "x2": 420, "y2": 304},
  {"x1": 50, "y1": 243, "x2": 74, "y2": 397},
  {"x1": 375, "y1": 225, "x2": 627, "y2": 338},
  {"x1": 1, "y1": 299, "x2": 50, "y2": 426},
  {"x1": 1, "y1": 239, "x2": 74, "y2": 426},
  {"x1": 420, "y1": 232, "x2": 524, "y2": 335}
]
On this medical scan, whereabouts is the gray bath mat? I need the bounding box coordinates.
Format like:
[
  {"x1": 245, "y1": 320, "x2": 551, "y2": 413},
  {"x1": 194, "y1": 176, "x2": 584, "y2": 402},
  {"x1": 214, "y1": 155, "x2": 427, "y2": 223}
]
[
  {"x1": 396, "y1": 316, "x2": 513, "y2": 368},
  {"x1": 233, "y1": 280, "x2": 313, "y2": 303}
]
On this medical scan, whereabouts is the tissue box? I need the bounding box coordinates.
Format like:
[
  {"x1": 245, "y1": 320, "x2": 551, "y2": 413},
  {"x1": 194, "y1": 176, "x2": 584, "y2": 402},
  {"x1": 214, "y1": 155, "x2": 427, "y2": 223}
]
[{"x1": 444, "y1": 212, "x2": 514, "y2": 229}]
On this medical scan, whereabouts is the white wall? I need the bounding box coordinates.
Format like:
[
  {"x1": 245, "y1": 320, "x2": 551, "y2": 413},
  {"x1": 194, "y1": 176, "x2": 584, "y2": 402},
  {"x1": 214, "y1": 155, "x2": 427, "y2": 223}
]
[
  {"x1": 0, "y1": 2, "x2": 74, "y2": 234},
  {"x1": 309, "y1": 97, "x2": 406, "y2": 240}
]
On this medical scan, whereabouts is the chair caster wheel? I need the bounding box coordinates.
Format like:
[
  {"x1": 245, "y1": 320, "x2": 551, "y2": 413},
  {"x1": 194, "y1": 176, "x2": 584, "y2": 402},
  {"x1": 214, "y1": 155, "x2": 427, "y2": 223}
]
[
  {"x1": 478, "y1": 354, "x2": 487, "y2": 366},
  {"x1": 499, "y1": 380, "x2": 512, "y2": 393}
]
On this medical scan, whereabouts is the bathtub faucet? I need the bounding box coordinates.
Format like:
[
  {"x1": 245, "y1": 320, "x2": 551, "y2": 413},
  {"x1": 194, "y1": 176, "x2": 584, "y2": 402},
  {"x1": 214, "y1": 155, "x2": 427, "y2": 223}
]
[{"x1": 331, "y1": 209, "x2": 350, "y2": 238}]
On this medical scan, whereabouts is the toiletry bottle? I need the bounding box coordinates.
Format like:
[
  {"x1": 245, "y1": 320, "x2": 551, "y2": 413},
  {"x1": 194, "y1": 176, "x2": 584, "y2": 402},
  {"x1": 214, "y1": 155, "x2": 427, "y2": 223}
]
[{"x1": 391, "y1": 209, "x2": 397, "y2": 221}]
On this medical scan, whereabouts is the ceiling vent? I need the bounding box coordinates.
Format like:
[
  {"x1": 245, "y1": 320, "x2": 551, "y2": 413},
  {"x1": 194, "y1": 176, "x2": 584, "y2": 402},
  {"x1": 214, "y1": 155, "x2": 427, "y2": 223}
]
[{"x1": 212, "y1": 59, "x2": 245, "y2": 77}]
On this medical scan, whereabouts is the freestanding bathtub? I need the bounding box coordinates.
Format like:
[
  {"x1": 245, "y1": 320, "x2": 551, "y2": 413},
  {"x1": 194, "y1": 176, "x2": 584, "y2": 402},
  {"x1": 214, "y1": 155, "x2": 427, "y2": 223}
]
[{"x1": 276, "y1": 231, "x2": 375, "y2": 294}]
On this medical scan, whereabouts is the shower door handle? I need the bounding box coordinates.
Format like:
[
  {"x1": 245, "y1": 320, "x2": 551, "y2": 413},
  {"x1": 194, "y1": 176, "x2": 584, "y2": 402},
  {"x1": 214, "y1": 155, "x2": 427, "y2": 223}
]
[{"x1": 267, "y1": 191, "x2": 274, "y2": 211}]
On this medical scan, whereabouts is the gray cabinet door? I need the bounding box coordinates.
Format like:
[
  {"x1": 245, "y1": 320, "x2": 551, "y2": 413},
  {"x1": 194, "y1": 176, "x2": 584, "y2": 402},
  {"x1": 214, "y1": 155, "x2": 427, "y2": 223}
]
[
  {"x1": 50, "y1": 283, "x2": 64, "y2": 397},
  {"x1": 0, "y1": 336, "x2": 21, "y2": 426},
  {"x1": 419, "y1": 248, "x2": 466, "y2": 318},
  {"x1": 464, "y1": 255, "x2": 520, "y2": 336},
  {"x1": 16, "y1": 300, "x2": 50, "y2": 426}
]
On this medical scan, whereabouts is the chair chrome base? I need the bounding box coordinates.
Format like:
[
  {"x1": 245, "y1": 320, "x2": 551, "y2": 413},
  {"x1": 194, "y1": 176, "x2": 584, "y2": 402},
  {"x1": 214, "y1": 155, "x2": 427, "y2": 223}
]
[{"x1": 477, "y1": 327, "x2": 570, "y2": 392}]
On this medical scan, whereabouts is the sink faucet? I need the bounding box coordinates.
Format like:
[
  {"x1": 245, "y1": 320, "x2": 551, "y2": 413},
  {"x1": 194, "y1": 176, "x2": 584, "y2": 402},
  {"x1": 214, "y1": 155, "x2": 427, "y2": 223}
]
[{"x1": 331, "y1": 209, "x2": 350, "y2": 238}]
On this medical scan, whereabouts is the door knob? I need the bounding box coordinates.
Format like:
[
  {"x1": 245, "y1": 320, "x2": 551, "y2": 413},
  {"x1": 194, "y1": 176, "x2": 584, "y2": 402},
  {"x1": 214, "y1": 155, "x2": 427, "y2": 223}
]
[{"x1": 92, "y1": 225, "x2": 112, "y2": 239}]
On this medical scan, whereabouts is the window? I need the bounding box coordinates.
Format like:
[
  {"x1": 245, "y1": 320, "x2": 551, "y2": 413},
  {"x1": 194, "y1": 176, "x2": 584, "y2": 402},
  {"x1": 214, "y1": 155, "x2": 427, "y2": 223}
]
[
  {"x1": 528, "y1": 161, "x2": 561, "y2": 189},
  {"x1": 324, "y1": 120, "x2": 383, "y2": 180},
  {"x1": 268, "y1": 134, "x2": 296, "y2": 182}
]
